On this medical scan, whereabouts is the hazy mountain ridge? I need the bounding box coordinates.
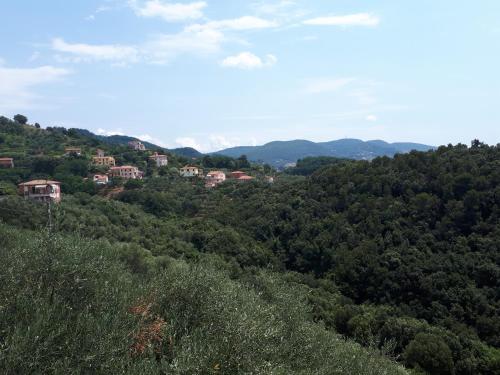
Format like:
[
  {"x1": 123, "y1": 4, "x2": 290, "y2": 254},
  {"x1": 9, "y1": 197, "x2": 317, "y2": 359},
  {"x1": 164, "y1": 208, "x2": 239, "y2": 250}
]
[{"x1": 215, "y1": 138, "x2": 435, "y2": 167}]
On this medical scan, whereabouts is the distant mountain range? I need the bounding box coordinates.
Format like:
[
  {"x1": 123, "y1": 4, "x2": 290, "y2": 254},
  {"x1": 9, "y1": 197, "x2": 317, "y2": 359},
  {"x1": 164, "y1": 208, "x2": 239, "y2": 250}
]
[
  {"x1": 72, "y1": 129, "x2": 435, "y2": 167},
  {"x1": 72, "y1": 129, "x2": 203, "y2": 158},
  {"x1": 214, "y1": 139, "x2": 435, "y2": 168}
]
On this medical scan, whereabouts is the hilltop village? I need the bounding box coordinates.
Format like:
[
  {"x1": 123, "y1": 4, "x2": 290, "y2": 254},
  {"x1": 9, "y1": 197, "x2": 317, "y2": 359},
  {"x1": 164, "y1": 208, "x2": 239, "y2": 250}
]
[{"x1": 0, "y1": 117, "x2": 275, "y2": 203}]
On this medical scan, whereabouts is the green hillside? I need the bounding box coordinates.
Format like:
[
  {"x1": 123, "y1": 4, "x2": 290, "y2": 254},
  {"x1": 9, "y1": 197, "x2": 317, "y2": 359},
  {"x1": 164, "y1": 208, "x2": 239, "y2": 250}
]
[{"x1": 1, "y1": 116, "x2": 499, "y2": 374}]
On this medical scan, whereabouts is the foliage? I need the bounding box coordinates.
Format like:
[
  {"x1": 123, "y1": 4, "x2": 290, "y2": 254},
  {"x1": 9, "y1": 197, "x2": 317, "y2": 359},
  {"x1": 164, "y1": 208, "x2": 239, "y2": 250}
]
[
  {"x1": 0, "y1": 224, "x2": 406, "y2": 375},
  {"x1": 2, "y1": 116, "x2": 500, "y2": 374}
]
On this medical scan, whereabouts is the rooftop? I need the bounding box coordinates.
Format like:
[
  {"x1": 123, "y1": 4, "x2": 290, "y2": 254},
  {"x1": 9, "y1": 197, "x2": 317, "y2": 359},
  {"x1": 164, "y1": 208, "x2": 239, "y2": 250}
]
[
  {"x1": 110, "y1": 165, "x2": 137, "y2": 169},
  {"x1": 19, "y1": 180, "x2": 60, "y2": 186}
]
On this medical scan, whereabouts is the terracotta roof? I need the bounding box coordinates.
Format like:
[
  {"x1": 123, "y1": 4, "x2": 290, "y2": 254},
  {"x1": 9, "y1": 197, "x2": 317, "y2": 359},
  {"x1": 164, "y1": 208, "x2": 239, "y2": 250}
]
[
  {"x1": 237, "y1": 175, "x2": 254, "y2": 180},
  {"x1": 110, "y1": 165, "x2": 137, "y2": 169},
  {"x1": 207, "y1": 171, "x2": 224, "y2": 175},
  {"x1": 0, "y1": 158, "x2": 13, "y2": 160},
  {"x1": 19, "y1": 180, "x2": 60, "y2": 186}
]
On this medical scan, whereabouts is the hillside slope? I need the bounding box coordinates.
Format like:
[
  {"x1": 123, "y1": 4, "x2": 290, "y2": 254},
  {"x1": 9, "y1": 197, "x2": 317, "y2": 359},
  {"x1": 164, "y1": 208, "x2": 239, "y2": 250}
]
[
  {"x1": 1, "y1": 116, "x2": 499, "y2": 374},
  {"x1": 72, "y1": 128, "x2": 203, "y2": 158}
]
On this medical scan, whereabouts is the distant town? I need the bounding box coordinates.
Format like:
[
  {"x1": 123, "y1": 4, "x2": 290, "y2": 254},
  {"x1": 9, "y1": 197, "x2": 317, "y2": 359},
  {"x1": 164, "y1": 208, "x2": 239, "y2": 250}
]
[{"x1": 2, "y1": 139, "x2": 274, "y2": 204}]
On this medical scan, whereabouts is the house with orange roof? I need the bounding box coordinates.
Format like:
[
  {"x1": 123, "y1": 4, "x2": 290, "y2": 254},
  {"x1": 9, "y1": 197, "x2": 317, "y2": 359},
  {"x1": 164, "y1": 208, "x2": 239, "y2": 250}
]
[
  {"x1": 205, "y1": 171, "x2": 226, "y2": 188},
  {"x1": 93, "y1": 174, "x2": 109, "y2": 185}
]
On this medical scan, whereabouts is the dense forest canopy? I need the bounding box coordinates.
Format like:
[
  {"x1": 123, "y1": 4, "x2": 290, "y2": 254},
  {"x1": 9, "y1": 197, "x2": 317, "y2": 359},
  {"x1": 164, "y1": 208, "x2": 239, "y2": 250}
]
[{"x1": 0, "y1": 116, "x2": 499, "y2": 374}]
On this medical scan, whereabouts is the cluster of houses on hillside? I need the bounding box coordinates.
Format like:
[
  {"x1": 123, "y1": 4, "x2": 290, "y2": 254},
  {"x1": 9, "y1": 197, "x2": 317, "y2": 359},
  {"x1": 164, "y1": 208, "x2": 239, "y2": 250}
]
[
  {"x1": 3, "y1": 142, "x2": 273, "y2": 203},
  {"x1": 178, "y1": 166, "x2": 267, "y2": 188}
]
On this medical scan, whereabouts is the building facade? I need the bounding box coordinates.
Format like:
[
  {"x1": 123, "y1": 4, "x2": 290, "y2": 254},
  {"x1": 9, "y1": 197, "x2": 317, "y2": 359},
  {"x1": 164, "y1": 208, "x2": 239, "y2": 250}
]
[
  {"x1": 149, "y1": 152, "x2": 168, "y2": 167},
  {"x1": 0, "y1": 158, "x2": 14, "y2": 168},
  {"x1": 18, "y1": 180, "x2": 61, "y2": 203},
  {"x1": 109, "y1": 166, "x2": 143, "y2": 179},
  {"x1": 128, "y1": 141, "x2": 146, "y2": 151},
  {"x1": 92, "y1": 156, "x2": 116, "y2": 167},
  {"x1": 65, "y1": 147, "x2": 82, "y2": 156},
  {"x1": 93, "y1": 174, "x2": 109, "y2": 185},
  {"x1": 205, "y1": 171, "x2": 226, "y2": 188},
  {"x1": 180, "y1": 165, "x2": 201, "y2": 177}
]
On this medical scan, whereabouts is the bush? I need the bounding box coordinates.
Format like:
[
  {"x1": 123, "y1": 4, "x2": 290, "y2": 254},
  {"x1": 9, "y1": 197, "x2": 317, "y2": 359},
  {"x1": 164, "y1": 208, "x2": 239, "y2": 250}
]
[{"x1": 404, "y1": 333, "x2": 455, "y2": 375}]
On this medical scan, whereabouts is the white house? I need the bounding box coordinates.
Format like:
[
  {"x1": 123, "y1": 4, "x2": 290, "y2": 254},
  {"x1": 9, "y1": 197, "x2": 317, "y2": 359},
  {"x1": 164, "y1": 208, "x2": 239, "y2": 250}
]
[
  {"x1": 128, "y1": 141, "x2": 146, "y2": 151},
  {"x1": 149, "y1": 152, "x2": 168, "y2": 167},
  {"x1": 109, "y1": 166, "x2": 143, "y2": 180},
  {"x1": 180, "y1": 165, "x2": 201, "y2": 177}
]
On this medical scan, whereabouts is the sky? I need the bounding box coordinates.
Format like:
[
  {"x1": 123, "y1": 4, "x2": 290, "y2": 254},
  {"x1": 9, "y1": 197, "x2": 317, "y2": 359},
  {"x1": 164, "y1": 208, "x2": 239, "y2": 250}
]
[{"x1": 1, "y1": 0, "x2": 500, "y2": 152}]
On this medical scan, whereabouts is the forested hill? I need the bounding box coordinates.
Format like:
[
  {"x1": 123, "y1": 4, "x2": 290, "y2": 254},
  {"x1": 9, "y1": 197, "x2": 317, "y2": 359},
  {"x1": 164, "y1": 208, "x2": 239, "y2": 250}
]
[
  {"x1": 1, "y1": 115, "x2": 499, "y2": 374},
  {"x1": 215, "y1": 138, "x2": 435, "y2": 167},
  {"x1": 72, "y1": 128, "x2": 203, "y2": 158}
]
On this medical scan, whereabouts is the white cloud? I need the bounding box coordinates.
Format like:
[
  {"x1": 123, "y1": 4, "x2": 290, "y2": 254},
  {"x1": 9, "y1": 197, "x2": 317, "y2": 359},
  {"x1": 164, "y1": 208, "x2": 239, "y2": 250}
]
[
  {"x1": 85, "y1": 5, "x2": 112, "y2": 21},
  {"x1": 221, "y1": 52, "x2": 277, "y2": 69},
  {"x1": 208, "y1": 135, "x2": 239, "y2": 150},
  {"x1": 52, "y1": 38, "x2": 139, "y2": 64},
  {"x1": 131, "y1": 0, "x2": 206, "y2": 22},
  {"x1": 188, "y1": 16, "x2": 278, "y2": 32},
  {"x1": 173, "y1": 135, "x2": 245, "y2": 152},
  {"x1": 366, "y1": 114, "x2": 378, "y2": 121},
  {"x1": 303, "y1": 13, "x2": 380, "y2": 27},
  {"x1": 0, "y1": 63, "x2": 70, "y2": 113},
  {"x1": 143, "y1": 28, "x2": 224, "y2": 64},
  {"x1": 52, "y1": 27, "x2": 224, "y2": 66},
  {"x1": 96, "y1": 128, "x2": 125, "y2": 136},
  {"x1": 304, "y1": 77, "x2": 356, "y2": 94},
  {"x1": 175, "y1": 137, "x2": 203, "y2": 150}
]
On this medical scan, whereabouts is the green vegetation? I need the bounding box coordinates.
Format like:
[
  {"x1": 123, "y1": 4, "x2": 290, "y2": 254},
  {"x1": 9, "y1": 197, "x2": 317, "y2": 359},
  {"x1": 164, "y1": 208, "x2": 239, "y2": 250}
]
[
  {"x1": 0, "y1": 225, "x2": 406, "y2": 374},
  {"x1": 1, "y1": 115, "x2": 499, "y2": 374}
]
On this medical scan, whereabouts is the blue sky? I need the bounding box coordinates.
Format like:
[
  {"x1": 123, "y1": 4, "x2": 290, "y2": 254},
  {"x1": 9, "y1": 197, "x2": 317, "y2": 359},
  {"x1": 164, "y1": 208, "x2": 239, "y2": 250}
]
[{"x1": 1, "y1": 0, "x2": 499, "y2": 151}]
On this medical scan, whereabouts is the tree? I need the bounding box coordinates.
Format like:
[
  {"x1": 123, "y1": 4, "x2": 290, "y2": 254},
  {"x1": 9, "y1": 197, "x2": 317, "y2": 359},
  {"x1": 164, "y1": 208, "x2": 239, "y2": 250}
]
[
  {"x1": 237, "y1": 155, "x2": 251, "y2": 169},
  {"x1": 403, "y1": 333, "x2": 454, "y2": 375},
  {"x1": 13, "y1": 114, "x2": 28, "y2": 124}
]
